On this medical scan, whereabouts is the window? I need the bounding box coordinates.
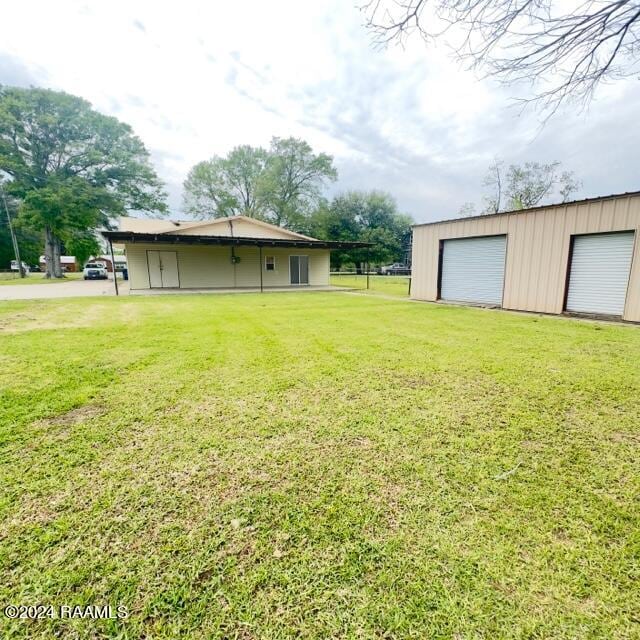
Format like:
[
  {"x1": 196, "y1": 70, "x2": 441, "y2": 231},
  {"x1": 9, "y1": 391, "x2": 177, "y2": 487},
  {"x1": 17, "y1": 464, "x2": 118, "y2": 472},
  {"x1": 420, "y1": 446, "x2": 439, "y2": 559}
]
[{"x1": 265, "y1": 256, "x2": 275, "y2": 271}]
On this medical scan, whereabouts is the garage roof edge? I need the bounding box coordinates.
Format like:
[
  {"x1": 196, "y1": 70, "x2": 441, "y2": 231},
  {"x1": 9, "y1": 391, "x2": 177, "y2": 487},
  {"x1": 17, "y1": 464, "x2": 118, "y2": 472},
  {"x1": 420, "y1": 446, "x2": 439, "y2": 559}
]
[{"x1": 413, "y1": 190, "x2": 640, "y2": 228}]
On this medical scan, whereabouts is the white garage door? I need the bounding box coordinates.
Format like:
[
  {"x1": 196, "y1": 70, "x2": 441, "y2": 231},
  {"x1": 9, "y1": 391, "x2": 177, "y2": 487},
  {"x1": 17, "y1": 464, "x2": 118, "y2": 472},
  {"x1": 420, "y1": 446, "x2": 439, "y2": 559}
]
[
  {"x1": 566, "y1": 232, "x2": 635, "y2": 316},
  {"x1": 440, "y1": 235, "x2": 507, "y2": 305}
]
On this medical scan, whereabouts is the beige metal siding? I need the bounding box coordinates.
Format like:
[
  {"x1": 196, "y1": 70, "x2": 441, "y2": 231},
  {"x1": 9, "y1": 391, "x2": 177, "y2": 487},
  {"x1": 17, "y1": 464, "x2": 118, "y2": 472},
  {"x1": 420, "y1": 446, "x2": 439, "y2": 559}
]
[
  {"x1": 127, "y1": 245, "x2": 151, "y2": 290},
  {"x1": 124, "y1": 243, "x2": 330, "y2": 289},
  {"x1": 411, "y1": 194, "x2": 640, "y2": 322},
  {"x1": 176, "y1": 246, "x2": 234, "y2": 287}
]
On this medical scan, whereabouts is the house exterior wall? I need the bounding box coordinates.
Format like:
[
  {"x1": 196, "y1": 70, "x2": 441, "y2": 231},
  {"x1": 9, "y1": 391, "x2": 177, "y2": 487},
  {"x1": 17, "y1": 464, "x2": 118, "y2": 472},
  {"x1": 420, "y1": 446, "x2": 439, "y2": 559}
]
[
  {"x1": 125, "y1": 243, "x2": 330, "y2": 290},
  {"x1": 39, "y1": 258, "x2": 78, "y2": 272},
  {"x1": 411, "y1": 194, "x2": 640, "y2": 322}
]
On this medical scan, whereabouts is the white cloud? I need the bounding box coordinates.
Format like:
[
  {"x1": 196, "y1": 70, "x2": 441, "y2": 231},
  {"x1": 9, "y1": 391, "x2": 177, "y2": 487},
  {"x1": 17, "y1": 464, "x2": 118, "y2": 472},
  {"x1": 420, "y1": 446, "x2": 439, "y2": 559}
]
[{"x1": 1, "y1": 0, "x2": 638, "y2": 221}]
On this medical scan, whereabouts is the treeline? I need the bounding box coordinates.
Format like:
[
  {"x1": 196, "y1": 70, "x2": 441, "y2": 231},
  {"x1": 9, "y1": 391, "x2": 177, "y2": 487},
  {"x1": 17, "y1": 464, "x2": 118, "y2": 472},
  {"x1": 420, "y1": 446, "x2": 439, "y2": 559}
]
[
  {"x1": 0, "y1": 85, "x2": 413, "y2": 276},
  {"x1": 183, "y1": 142, "x2": 413, "y2": 269},
  {"x1": 0, "y1": 86, "x2": 166, "y2": 277},
  {"x1": 307, "y1": 192, "x2": 412, "y2": 270}
]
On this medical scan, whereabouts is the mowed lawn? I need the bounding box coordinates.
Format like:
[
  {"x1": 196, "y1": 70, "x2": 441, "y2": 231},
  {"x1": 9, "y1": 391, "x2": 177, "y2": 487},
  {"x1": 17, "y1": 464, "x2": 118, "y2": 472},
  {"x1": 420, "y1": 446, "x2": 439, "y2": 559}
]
[
  {"x1": 330, "y1": 274, "x2": 410, "y2": 297},
  {"x1": 1, "y1": 293, "x2": 639, "y2": 639},
  {"x1": 0, "y1": 272, "x2": 84, "y2": 285}
]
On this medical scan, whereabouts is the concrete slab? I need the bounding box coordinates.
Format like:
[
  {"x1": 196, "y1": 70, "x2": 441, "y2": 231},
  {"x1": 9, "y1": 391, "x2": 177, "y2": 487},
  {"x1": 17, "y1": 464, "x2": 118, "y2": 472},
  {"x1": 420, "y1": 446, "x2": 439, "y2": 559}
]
[{"x1": 128, "y1": 285, "x2": 349, "y2": 295}]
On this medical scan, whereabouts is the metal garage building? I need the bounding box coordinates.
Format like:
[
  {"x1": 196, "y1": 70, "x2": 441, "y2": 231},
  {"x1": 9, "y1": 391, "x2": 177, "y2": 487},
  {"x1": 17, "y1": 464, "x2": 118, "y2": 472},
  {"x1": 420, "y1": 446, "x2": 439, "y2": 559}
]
[{"x1": 410, "y1": 191, "x2": 640, "y2": 322}]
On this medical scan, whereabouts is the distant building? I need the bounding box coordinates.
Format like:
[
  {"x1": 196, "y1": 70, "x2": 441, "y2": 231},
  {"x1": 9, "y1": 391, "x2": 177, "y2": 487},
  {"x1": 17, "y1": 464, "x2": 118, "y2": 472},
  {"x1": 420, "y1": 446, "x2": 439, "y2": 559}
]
[
  {"x1": 39, "y1": 255, "x2": 77, "y2": 272},
  {"x1": 94, "y1": 255, "x2": 127, "y2": 273}
]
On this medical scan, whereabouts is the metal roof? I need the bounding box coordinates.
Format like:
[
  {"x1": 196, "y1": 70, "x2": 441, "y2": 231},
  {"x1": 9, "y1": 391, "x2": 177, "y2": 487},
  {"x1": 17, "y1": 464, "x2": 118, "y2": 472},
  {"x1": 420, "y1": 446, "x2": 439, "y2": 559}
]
[
  {"x1": 102, "y1": 230, "x2": 372, "y2": 250},
  {"x1": 39, "y1": 255, "x2": 76, "y2": 263},
  {"x1": 412, "y1": 190, "x2": 640, "y2": 228},
  {"x1": 118, "y1": 215, "x2": 320, "y2": 241}
]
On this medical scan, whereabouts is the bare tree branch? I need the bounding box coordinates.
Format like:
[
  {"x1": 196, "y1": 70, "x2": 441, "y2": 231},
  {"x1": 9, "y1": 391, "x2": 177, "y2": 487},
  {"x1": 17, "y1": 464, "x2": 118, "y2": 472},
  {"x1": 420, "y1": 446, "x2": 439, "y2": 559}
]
[
  {"x1": 478, "y1": 159, "x2": 581, "y2": 212},
  {"x1": 360, "y1": 0, "x2": 640, "y2": 113}
]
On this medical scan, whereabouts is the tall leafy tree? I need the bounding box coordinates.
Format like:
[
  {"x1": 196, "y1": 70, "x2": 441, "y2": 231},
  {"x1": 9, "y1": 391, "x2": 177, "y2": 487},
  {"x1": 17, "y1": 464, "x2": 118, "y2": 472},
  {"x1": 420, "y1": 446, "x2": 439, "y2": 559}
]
[
  {"x1": 183, "y1": 145, "x2": 268, "y2": 219},
  {"x1": 311, "y1": 191, "x2": 413, "y2": 271},
  {"x1": 183, "y1": 138, "x2": 337, "y2": 229},
  {"x1": 0, "y1": 86, "x2": 166, "y2": 277},
  {"x1": 64, "y1": 229, "x2": 102, "y2": 269},
  {"x1": 259, "y1": 137, "x2": 337, "y2": 228},
  {"x1": 226, "y1": 145, "x2": 269, "y2": 216}
]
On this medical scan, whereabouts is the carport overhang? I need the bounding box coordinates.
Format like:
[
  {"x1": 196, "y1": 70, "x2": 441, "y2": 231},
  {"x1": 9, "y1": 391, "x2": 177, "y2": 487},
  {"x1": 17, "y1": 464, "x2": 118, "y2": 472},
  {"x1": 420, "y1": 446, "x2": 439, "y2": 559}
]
[
  {"x1": 101, "y1": 230, "x2": 373, "y2": 296},
  {"x1": 101, "y1": 230, "x2": 372, "y2": 250}
]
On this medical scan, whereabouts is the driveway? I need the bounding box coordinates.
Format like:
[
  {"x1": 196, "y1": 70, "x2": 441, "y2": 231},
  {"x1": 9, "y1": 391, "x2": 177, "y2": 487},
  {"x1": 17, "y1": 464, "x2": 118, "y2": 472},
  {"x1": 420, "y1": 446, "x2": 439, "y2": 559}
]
[{"x1": 0, "y1": 278, "x2": 127, "y2": 300}]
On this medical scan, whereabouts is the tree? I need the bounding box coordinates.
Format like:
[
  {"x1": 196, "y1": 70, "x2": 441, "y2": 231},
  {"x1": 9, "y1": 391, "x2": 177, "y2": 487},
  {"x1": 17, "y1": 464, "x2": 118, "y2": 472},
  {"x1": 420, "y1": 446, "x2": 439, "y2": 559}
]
[
  {"x1": 184, "y1": 138, "x2": 337, "y2": 229},
  {"x1": 307, "y1": 199, "x2": 362, "y2": 269},
  {"x1": 467, "y1": 159, "x2": 581, "y2": 215},
  {"x1": 259, "y1": 137, "x2": 338, "y2": 229},
  {"x1": 457, "y1": 202, "x2": 478, "y2": 217},
  {"x1": 226, "y1": 145, "x2": 269, "y2": 216},
  {"x1": 482, "y1": 159, "x2": 504, "y2": 214},
  {"x1": 0, "y1": 86, "x2": 166, "y2": 278},
  {"x1": 361, "y1": 0, "x2": 640, "y2": 113},
  {"x1": 182, "y1": 145, "x2": 268, "y2": 219},
  {"x1": 0, "y1": 185, "x2": 40, "y2": 270},
  {"x1": 183, "y1": 158, "x2": 239, "y2": 219},
  {"x1": 64, "y1": 229, "x2": 101, "y2": 268},
  {"x1": 311, "y1": 191, "x2": 413, "y2": 271}
]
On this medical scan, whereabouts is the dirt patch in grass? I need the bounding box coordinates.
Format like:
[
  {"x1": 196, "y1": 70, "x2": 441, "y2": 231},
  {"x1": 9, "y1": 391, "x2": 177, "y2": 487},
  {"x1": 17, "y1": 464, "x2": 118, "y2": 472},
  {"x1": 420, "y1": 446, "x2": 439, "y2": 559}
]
[
  {"x1": 48, "y1": 403, "x2": 106, "y2": 426},
  {"x1": 19, "y1": 404, "x2": 109, "y2": 450},
  {"x1": 610, "y1": 432, "x2": 640, "y2": 445}
]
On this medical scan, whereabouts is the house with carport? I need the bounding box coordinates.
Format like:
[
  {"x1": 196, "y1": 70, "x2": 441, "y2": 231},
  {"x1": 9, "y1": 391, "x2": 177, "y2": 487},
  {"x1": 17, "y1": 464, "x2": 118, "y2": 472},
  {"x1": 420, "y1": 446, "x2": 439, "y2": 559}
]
[{"x1": 103, "y1": 216, "x2": 368, "y2": 292}]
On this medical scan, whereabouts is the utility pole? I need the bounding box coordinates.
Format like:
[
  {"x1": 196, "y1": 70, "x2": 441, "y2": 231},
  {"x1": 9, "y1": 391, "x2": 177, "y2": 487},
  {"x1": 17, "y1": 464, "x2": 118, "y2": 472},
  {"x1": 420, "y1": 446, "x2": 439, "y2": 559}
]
[{"x1": 0, "y1": 182, "x2": 26, "y2": 278}]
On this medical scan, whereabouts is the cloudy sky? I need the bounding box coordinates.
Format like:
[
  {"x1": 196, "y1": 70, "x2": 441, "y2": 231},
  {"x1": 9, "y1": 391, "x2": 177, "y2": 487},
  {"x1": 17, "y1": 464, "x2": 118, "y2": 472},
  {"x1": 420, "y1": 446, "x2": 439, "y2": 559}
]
[{"x1": 1, "y1": 0, "x2": 638, "y2": 223}]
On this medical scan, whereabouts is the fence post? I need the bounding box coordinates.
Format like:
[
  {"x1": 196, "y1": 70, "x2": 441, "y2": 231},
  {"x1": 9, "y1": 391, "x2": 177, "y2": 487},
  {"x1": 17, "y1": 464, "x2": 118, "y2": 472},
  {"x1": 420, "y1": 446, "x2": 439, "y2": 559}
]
[{"x1": 366, "y1": 247, "x2": 370, "y2": 290}]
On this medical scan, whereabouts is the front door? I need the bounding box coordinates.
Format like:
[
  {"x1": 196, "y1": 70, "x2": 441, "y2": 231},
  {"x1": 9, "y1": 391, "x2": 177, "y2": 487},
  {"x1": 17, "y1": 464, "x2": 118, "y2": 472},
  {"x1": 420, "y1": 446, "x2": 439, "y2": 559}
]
[
  {"x1": 147, "y1": 251, "x2": 179, "y2": 288},
  {"x1": 289, "y1": 255, "x2": 309, "y2": 285}
]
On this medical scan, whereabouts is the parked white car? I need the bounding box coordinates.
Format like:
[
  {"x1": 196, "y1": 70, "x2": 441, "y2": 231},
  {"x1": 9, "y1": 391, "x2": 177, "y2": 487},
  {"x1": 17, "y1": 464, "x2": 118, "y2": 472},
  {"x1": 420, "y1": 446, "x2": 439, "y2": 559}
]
[
  {"x1": 83, "y1": 262, "x2": 109, "y2": 280},
  {"x1": 10, "y1": 260, "x2": 30, "y2": 273}
]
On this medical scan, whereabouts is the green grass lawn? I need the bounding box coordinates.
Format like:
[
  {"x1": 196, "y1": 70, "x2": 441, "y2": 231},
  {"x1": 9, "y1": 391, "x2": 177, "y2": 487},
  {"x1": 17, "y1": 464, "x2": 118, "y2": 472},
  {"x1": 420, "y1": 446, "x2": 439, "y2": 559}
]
[
  {"x1": 330, "y1": 274, "x2": 410, "y2": 297},
  {"x1": 0, "y1": 272, "x2": 83, "y2": 285},
  {"x1": 1, "y1": 293, "x2": 639, "y2": 639}
]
